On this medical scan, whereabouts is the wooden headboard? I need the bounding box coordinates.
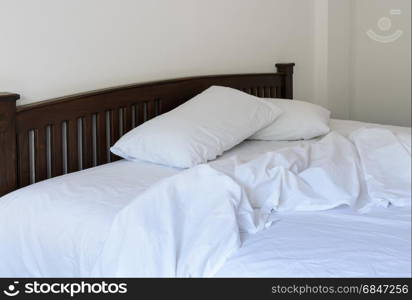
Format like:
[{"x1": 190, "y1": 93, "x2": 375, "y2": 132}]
[{"x1": 0, "y1": 63, "x2": 294, "y2": 196}]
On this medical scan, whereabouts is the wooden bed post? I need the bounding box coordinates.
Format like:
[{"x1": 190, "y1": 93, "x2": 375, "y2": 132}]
[
  {"x1": 276, "y1": 63, "x2": 295, "y2": 99},
  {"x1": 0, "y1": 93, "x2": 20, "y2": 196}
]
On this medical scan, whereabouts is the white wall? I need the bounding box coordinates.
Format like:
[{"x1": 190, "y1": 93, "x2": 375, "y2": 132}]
[
  {"x1": 323, "y1": 0, "x2": 411, "y2": 126},
  {"x1": 0, "y1": 0, "x2": 315, "y2": 105},
  {"x1": 312, "y1": 0, "x2": 329, "y2": 108},
  {"x1": 350, "y1": 0, "x2": 411, "y2": 127},
  {"x1": 1, "y1": 0, "x2": 410, "y2": 126},
  {"x1": 327, "y1": 0, "x2": 353, "y2": 120}
]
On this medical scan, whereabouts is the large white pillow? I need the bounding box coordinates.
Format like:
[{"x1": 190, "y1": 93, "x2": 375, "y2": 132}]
[
  {"x1": 250, "y1": 98, "x2": 331, "y2": 141},
  {"x1": 111, "y1": 86, "x2": 282, "y2": 168}
]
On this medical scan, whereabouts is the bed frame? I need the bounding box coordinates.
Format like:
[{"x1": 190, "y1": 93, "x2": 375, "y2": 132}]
[{"x1": 0, "y1": 63, "x2": 294, "y2": 196}]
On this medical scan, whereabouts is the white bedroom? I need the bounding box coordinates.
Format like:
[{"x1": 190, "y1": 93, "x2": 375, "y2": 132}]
[{"x1": 0, "y1": 0, "x2": 410, "y2": 297}]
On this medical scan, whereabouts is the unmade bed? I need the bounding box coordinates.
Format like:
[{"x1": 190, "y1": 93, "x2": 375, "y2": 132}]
[
  {"x1": 0, "y1": 63, "x2": 410, "y2": 277},
  {"x1": 0, "y1": 119, "x2": 410, "y2": 277}
]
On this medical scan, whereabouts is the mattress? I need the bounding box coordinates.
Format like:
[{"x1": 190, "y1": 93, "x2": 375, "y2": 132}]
[{"x1": 0, "y1": 119, "x2": 410, "y2": 277}]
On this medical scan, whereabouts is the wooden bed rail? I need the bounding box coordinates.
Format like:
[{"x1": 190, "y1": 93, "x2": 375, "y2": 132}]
[{"x1": 0, "y1": 63, "x2": 294, "y2": 197}]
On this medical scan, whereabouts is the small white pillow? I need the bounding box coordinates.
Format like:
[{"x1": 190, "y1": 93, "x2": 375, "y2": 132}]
[
  {"x1": 250, "y1": 98, "x2": 331, "y2": 141},
  {"x1": 111, "y1": 86, "x2": 282, "y2": 168}
]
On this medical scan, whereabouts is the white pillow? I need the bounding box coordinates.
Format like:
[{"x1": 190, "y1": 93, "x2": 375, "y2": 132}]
[
  {"x1": 111, "y1": 86, "x2": 282, "y2": 168},
  {"x1": 250, "y1": 98, "x2": 331, "y2": 141}
]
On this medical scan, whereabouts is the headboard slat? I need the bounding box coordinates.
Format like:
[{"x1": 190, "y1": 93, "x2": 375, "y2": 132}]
[
  {"x1": 147, "y1": 100, "x2": 155, "y2": 120},
  {"x1": 110, "y1": 109, "x2": 120, "y2": 162},
  {"x1": 136, "y1": 102, "x2": 144, "y2": 127},
  {"x1": 82, "y1": 115, "x2": 93, "y2": 170},
  {"x1": 51, "y1": 123, "x2": 63, "y2": 177},
  {"x1": 123, "y1": 106, "x2": 132, "y2": 134},
  {"x1": 67, "y1": 119, "x2": 79, "y2": 173},
  {"x1": 97, "y1": 112, "x2": 108, "y2": 166},
  {"x1": 17, "y1": 131, "x2": 30, "y2": 188},
  {"x1": 34, "y1": 127, "x2": 47, "y2": 183}
]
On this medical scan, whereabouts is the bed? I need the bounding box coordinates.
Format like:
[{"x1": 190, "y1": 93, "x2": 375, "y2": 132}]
[{"x1": 0, "y1": 63, "x2": 410, "y2": 277}]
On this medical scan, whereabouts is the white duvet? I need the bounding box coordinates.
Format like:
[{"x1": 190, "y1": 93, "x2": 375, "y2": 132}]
[{"x1": 0, "y1": 125, "x2": 410, "y2": 277}]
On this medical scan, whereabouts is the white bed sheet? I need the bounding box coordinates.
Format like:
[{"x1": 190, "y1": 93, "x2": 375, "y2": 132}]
[
  {"x1": 216, "y1": 205, "x2": 411, "y2": 277},
  {"x1": 0, "y1": 119, "x2": 410, "y2": 277}
]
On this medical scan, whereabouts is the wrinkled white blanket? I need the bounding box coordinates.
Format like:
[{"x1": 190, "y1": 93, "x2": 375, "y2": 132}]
[
  {"x1": 0, "y1": 128, "x2": 410, "y2": 277},
  {"x1": 350, "y1": 128, "x2": 411, "y2": 207},
  {"x1": 91, "y1": 165, "x2": 260, "y2": 277},
  {"x1": 92, "y1": 129, "x2": 411, "y2": 276}
]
